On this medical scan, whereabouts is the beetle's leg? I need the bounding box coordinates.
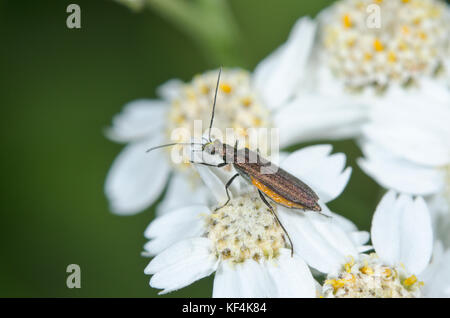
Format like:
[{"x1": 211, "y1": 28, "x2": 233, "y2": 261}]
[
  {"x1": 189, "y1": 161, "x2": 228, "y2": 168},
  {"x1": 258, "y1": 190, "x2": 294, "y2": 257},
  {"x1": 214, "y1": 173, "x2": 240, "y2": 211},
  {"x1": 255, "y1": 148, "x2": 261, "y2": 164},
  {"x1": 317, "y1": 211, "x2": 332, "y2": 218}
]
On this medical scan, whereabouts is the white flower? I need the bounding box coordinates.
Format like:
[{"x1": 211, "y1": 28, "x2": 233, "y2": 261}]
[
  {"x1": 277, "y1": 0, "x2": 450, "y2": 249},
  {"x1": 320, "y1": 190, "x2": 450, "y2": 298},
  {"x1": 357, "y1": 90, "x2": 450, "y2": 247},
  {"x1": 358, "y1": 93, "x2": 450, "y2": 197},
  {"x1": 143, "y1": 145, "x2": 370, "y2": 297},
  {"x1": 318, "y1": 0, "x2": 450, "y2": 89},
  {"x1": 104, "y1": 17, "x2": 366, "y2": 215},
  {"x1": 420, "y1": 241, "x2": 450, "y2": 297},
  {"x1": 271, "y1": 0, "x2": 450, "y2": 146}
]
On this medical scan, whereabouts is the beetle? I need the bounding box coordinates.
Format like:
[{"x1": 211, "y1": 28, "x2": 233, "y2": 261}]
[{"x1": 147, "y1": 68, "x2": 322, "y2": 256}]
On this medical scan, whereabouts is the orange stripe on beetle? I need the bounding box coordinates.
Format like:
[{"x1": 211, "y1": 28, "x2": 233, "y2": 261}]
[{"x1": 251, "y1": 177, "x2": 306, "y2": 209}]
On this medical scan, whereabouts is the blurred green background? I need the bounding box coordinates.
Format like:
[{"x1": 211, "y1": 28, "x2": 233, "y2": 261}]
[{"x1": 0, "y1": 0, "x2": 382, "y2": 297}]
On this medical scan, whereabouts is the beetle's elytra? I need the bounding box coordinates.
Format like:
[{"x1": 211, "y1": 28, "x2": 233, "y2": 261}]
[{"x1": 147, "y1": 68, "x2": 323, "y2": 256}]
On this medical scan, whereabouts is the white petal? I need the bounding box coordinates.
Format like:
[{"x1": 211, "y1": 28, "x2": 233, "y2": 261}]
[
  {"x1": 427, "y1": 193, "x2": 450, "y2": 217},
  {"x1": 357, "y1": 245, "x2": 373, "y2": 253},
  {"x1": 145, "y1": 237, "x2": 210, "y2": 274},
  {"x1": 420, "y1": 242, "x2": 450, "y2": 298},
  {"x1": 146, "y1": 238, "x2": 218, "y2": 294},
  {"x1": 213, "y1": 260, "x2": 276, "y2": 298},
  {"x1": 275, "y1": 94, "x2": 368, "y2": 147},
  {"x1": 156, "y1": 79, "x2": 184, "y2": 101},
  {"x1": 105, "y1": 136, "x2": 171, "y2": 215},
  {"x1": 156, "y1": 173, "x2": 208, "y2": 216},
  {"x1": 428, "y1": 194, "x2": 450, "y2": 248},
  {"x1": 349, "y1": 231, "x2": 370, "y2": 247},
  {"x1": 188, "y1": 138, "x2": 242, "y2": 206},
  {"x1": 253, "y1": 17, "x2": 316, "y2": 109},
  {"x1": 105, "y1": 99, "x2": 167, "y2": 142},
  {"x1": 195, "y1": 164, "x2": 241, "y2": 206},
  {"x1": 283, "y1": 144, "x2": 333, "y2": 164},
  {"x1": 328, "y1": 211, "x2": 358, "y2": 232},
  {"x1": 143, "y1": 204, "x2": 209, "y2": 255},
  {"x1": 368, "y1": 93, "x2": 450, "y2": 140},
  {"x1": 420, "y1": 78, "x2": 450, "y2": 105},
  {"x1": 280, "y1": 145, "x2": 351, "y2": 203},
  {"x1": 371, "y1": 191, "x2": 433, "y2": 274},
  {"x1": 212, "y1": 262, "x2": 240, "y2": 298},
  {"x1": 278, "y1": 205, "x2": 358, "y2": 274},
  {"x1": 358, "y1": 142, "x2": 445, "y2": 195},
  {"x1": 363, "y1": 123, "x2": 450, "y2": 167},
  {"x1": 196, "y1": 165, "x2": 228, "y2": 205},
  {"x1": 267, "y1": 249, "x2": 316, "y2": 297},
  {"x1": 274, "y1": 151, "x2": 290, "y2": 165}
]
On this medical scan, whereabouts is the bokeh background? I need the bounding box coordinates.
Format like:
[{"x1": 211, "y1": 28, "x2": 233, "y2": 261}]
[{"x1": 1, "y1": 0, "x2": 393, "y2": 297}]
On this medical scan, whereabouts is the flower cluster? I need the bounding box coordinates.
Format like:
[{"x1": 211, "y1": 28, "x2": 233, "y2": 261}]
[
  {"x1": 107, "y1": 0, "x2": 450, "y2": 298},
  {"x1": 321, "y1": 0, "x2": 450, "y2": 88}
]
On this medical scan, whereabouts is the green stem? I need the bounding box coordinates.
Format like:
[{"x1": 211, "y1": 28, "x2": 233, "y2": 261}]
[{"x1": 144, "y1": 0, "x2": 246, "y2": 67}]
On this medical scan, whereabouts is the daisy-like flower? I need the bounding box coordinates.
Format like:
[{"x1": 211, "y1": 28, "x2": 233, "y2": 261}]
[
  {"x1": 320, "y1": 190, "x2": 450, "y2": 298},
  {"x1": 104, "y1": 18, "x2": 367, "y2": 216},
  {"x1": 143, "y1": 145, "x2": 371, "y2": 297},
  {"x1": 274, "y1": 0, "x2": 450, "y2": 249},
  {"x1": 270, "y1": 0, "x2": 449, "y2": 146},
  {"x1": 357, "y1": 93, "x2": 450, "y2": 248},
  {"x1": 319, "y1": 0, "x2": 450, "y2": 90}
]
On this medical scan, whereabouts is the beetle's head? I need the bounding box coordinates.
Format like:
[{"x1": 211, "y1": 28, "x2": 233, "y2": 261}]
[{"x1": 203, "y1": 139, "x2": 223, "y2": 156}]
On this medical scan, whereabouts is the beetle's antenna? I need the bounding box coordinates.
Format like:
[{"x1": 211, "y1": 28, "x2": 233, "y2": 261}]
[
  {"x1": 208, "y1": 66, "x2": 222, "y2": 142},
  {"x1": 146, "y1": 142, "x2": 204, "y2": 153}
]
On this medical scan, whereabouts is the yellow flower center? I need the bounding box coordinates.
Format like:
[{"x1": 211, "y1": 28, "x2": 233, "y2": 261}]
[
  {"x1": 321, "y1": 0, "x2": 450, "y2": 89},
  {"x1": 165, "y1": 69, "x2": 272, "y2": 177},
  {"x1": 323, "y1": 254, "x2": 423, "y2": 298},
  {"x1": 403, "y1": 275, "x2": 418, "y2": 286}
]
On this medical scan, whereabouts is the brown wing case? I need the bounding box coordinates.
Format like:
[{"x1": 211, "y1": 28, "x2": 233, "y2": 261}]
[{"x1": 233, "y1": 148, "x2": 320, "y2": 211}]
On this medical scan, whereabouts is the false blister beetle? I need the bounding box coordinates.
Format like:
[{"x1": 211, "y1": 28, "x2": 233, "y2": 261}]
[{"x1": 147, "y1": 68, "x2": 322, "y2": 256}]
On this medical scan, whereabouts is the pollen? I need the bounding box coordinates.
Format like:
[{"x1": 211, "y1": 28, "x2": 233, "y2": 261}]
[
  {"x1": 388, "y1": 52, "x2": 397, "y2": 63},
  {"x1": 220, "y1": 83, "x2": 232, "y2": 93},
  {"x1": 205, "y1": 192, "x2": 287, "y2": 264},
  {"x1": 373, "y1": 39, "x2": 384, "y2": 52},
  {"x1": 342, "y1": 14, "x2": 352, "y2": 28},
  {"x1": 360, "y1": 265, "x2": 374, "y2": 275},
  {"x1": 384, "y1": 268, "x2": 392, "y2": 277},
  {"x1": 344, "y1": 256, "x2": 355, "y2": 273},
  {"x1": 325, "y1": 279, "x2": 346, "y2": 292},
  {"x1": 241, "y1": 97, "x2": 252, "y2": 107},
  {"x1": 418, "y1": 31, "x2": 427, "y2": 40},
  {"x1": 403, "y1": 275, "x2": 418, "y2": 287},
  {"x1": 321, "y1": 0, "x2": 450, "y2": 89},
  {"x1": 253, "y1": 117, "x2": 262, "y2": 126},
  {"x1": 165, "y1": 68, "x2": 272, "y2": 177},
  {"x1": 200, "y1": 84, "x2": 209, "y2": 94},
  {"x1": 322, "y1": 254, "x2": 423, "y2": 298}
]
